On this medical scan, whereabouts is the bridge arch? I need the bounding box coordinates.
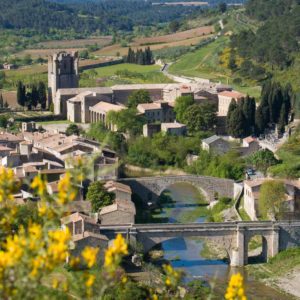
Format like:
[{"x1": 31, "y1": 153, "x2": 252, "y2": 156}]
[
  {"x1": 159, "y1": 181, "x2": 210, "y2": 203},
  {"x1": 119, "y1": 175, "x2": 235, "y2": 204}
]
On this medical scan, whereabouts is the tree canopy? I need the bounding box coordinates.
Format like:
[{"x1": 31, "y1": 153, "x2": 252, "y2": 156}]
[
  {"x1": 174, "y1": 95, "x2": 194, "y2": 123},
  {"x1": 86, "y1": 181, "x2": 115, "y2": 213},
  {"x1": 258, "y1": 180, "x2": 286, "y2": 220},
  {"x1": 127, "y1": 90, "x2": 151, "y2": 109}
]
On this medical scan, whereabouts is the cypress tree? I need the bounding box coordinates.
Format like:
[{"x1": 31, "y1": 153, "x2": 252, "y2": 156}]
[
  {"x1": 31, "y1": 85, "x2": 39, "y2": 108},
  {"x1": 17, "y1": 81, "x2": 26, "y2": 106},
  {"x1": 0, "y1": 93, "x2": 3, "y2": 108},
  {"x1": 37, "y1": 82, "x2": 47, "y2": 109},
  {"x1": 228, "y1": 105, "x2": 246, "y2": 138}
]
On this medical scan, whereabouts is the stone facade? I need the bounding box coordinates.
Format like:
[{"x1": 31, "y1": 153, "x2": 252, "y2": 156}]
[
  {"x1": 202, "y1": 135, "x2": 230, "y2": 155},
  {"x1": 218, "y1": 90, "x2": 245, "y2": 117},
  {"x1": 48, "y1": 51, "x2": 79, "y2": 106}
]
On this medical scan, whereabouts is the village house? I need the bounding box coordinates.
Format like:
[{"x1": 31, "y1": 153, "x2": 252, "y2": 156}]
[
  {"x1": 161, "y1": 122, "x2": 187, "y2": 136},
  {"x1": 99, "y1": 199, "x2": 136, "y2": 225},
  {"x1": 218, "y1": 90, "x2": 245, "y2": 116},
  {"x1": 137, "y1": 102, "x2": 175, "y2": 123},
  {"x1": 143, "y1": 123, "x2": 161, "y2": 137},
  {"x1": 202, "y1": 135, "x2": 230, "y2": 155},
  {"x1": 244, "y1": 178, "x2": 300, "y2": 220},
  {"x1": 61, "y1": 212, "x2": 108, "y2": 261},
  {"x1": 104, "y1": 181, "x2": 132, "y2": 202}
]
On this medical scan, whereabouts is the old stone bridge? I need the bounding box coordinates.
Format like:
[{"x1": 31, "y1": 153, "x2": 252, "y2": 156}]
[
  {"x1": 100, "y1": 221, "x2": 300, "y2": 266},
  {"x1": 119, "y1": 175, "x2": 237, "y2": 203}
]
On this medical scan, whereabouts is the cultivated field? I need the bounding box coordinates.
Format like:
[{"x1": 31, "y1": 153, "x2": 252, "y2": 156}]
[
  {"x1": 16, "y1": 37, "x2": 113, "y2": 58},
  {"x1": 95, "y1": 26, "x2": 214, "y2": 56},
  {"x1": 36, "y1": 37, "x2": 112, "y2": 49}
]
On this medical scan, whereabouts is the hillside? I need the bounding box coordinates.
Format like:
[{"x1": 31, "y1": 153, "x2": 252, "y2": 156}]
[{"x1": 0, "y1": 0, "x2": 206, "y2": 34}]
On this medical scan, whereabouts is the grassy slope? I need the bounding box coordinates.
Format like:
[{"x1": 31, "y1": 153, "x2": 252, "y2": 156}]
[
  {"x1": 80, "y1": 63, "x2": 172, "y2": 87},
  {"x1": 247, "y1": 247, "x2": 300, "y2": 280},
  {"x1": 169, "y1": 36, "x2": 261, "y2": 98}
]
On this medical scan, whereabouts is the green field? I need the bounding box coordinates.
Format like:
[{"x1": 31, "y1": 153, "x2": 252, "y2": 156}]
[
  {"x1": 169, "y1": 37, "x2": 261, "y2": 98},
  {"x1": 80, "y1": 63, "x2": 173, "y2": 87}
]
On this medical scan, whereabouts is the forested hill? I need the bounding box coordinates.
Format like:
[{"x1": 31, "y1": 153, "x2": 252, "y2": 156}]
[
  {"x1": 0, "y1": 0, "x2": 206, "y2": 34},
  {"x1": 231, "y1": 0, "x2": 300, "y2": 68}
]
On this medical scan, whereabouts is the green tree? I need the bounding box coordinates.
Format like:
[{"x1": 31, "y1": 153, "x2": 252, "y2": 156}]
[
  {"x1": 128, "y1": 90, "x2": 151, "y2": 108},
  {"x1": 247, "y1": 149, "x2": 279, "y2": 175},
  {"x1": 86, "y1": 181, "x2": 115, "y2": 213},
  {"x1": 0, "y1": 93, "x2": 3, "y2": 108},
  {"x1": 37, "y1": 82, "x2": 47, "y2": 109},
  {"x1": 31, "y1": 84, "x2": 39, "y2": 108},
  {"x1": 227, "y1": 105, "x2": 247, "y2": 138},
  {"x1": 17, "y1": 81, "x2": 26, "y2": 107},
  {"x1": 258, "y1": 180, "x2": 286, "y2": 220},
  {"x1": 0, "y1": 115, "x2": 8, "y2": 128},
  {"x1": 174, "y1": 95, "x2": 194, "y2": 123},
  {"x1": 219, "y1": 2, "x2": 227, "y2": 13},
  {"x1": 66, "y1": 124, "x2": 80, "y2": 136},
  {"x1": 242, "y1": 96, "x2": 256, "y2": 131},
  {"x1": 169, "y1": 20, "x2": 180, "y2": 33},
  {"x1": 183, "y1": 103, "x2": 217, "y2": 132},
  {"x1": 107, "y1": 109, "x2": 145, "y2": 136}
]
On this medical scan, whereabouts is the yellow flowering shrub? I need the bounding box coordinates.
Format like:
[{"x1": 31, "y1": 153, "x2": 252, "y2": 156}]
[
  {"x1": 225, "y1": 273, "x2": 247, "y2": 300},
  {"x1": 0, "y1": 166, "x2": 248, "y2": 299}
]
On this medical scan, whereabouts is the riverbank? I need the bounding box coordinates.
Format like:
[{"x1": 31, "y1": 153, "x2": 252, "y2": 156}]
[{"x1": 246, "y1": 247, "x2": 300, "y2": 299}]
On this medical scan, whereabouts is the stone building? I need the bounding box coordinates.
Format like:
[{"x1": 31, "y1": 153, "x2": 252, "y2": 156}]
[
  {"x1": 89, "y1": 101, "x2": 126, "y2": 130},
  {"x1": 99, "y1": 199, "x2": 136, "y2": 225},
  {"x1": 48, "y1": 51, "x2": 79, "y2": 105},
  {"x1": 218, "y1": 90, "x2": 245, "y2": 116},
  {"x1": 66, "y1": 91, "x2": 113, "y2": 123},
  {"x1": 61, "y1": 212, "x2": 108, "y2": 261},
  {"x1": 161, "y1": 122, "x2": 187, "y2": 136},
  {"x1": 104, "y1": 181, "x2": 132, "y2": 202},
  {"x1": 54, "y1": 87, "x2": 113, "y2": 117},
  {"x1": 244, "y1": 179, "x2": 300, "y2": 220},
  {"x1": 143, "y1": 123, "x2": 161, "y2": 137},
  {"x1": 202, "y1": 135, "x2": 230, "y2": 155},
  {"x1": 137, "y1": 102, "x2": 175, "y2": 123}
]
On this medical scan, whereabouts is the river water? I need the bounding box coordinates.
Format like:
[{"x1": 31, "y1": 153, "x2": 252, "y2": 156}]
[{"x1": 152, "y1": 183, "x2": 293, "y2": 300}]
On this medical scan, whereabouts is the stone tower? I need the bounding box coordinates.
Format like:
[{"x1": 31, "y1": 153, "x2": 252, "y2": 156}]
[{"x1": 48, "y1": 51, "x2": 79, "y2": 105}]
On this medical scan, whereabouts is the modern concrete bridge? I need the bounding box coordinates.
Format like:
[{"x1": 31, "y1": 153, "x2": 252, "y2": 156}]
[
  {"x1": 119, "y1": 175, "x2": 237, "y2": 203},
  {"x1": 100, "y1": 221, "x2": 300, "y2": 266}
]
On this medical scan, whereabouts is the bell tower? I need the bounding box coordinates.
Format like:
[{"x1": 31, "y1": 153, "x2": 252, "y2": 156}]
[{"x1": 48, "y1": 51, "x2": 79, "y2": 107}]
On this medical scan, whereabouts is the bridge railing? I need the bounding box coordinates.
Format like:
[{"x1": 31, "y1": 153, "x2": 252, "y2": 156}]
[{"x1": 99, "y1": 221, "x2": 300, "y2": 231}]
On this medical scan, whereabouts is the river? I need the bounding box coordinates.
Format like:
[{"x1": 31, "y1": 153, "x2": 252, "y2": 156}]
[{"x1": 151, "y1": 182, "x2": 293, "y2": 299}]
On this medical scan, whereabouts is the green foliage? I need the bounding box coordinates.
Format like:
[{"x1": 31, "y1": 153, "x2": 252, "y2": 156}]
[
  {"x1": 86, "y1": 181, "x2": 115, "y2": 213},
  {"x1": 0, "y1": 115, "x2": 8, "y2": 128},
  {"x1": 66, "y1": 124, "x2": 80, "y2": 136},
  {"x1": 174, "y1": 95, "x2": 194, "y2": 123},
  {"x1": 125, "y1": 47, "x2": 153, "y2": 65},
  {"x1": 231, "y1": 1, "x2": 300, "y2": 68},
  {"x1": 86, "y1": 122, "x2": 126, "y2": 153},
  {"x1": 183, "y1": 103, "x2": 217, "y2": 133},
  {"x1": 127, "y1": 89, "x2": 151, "y2": 109},
  {"x1": 107, "y1": 109, "x2": 145, "y2": 136},
  {"x1": 227, "y1": 103, "x2": 248, "y2": 138},
  {"x1": 269, "y1": 127, "x2": 300, "y2": 178},
  {"x1": 207, "y1": 196, "x2": 233, "y2": 222},
  {"x1": 127, "y1": 133, "x2": 201, "y2": 169},
  {"x1": 186, "y1": 150, "x2": 244, "y2": 180},
  {"x1": 246, "y1": 149, "x2": 279, "y2": 175},
  {"x1": 169, "y1": 20, "x2": 180, "y2": 33},
  {"x1": 258, "y1": 180, "x2": 286, "y2": 220}
]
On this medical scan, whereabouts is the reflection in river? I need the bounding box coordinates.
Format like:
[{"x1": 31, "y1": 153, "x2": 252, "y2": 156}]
[{"x1": 153, "y1": 182, "x2": 293, "y2": 299}]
